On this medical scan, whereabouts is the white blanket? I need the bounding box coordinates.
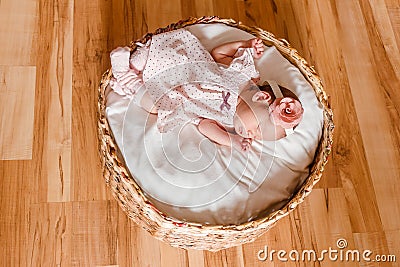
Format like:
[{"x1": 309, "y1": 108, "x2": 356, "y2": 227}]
[{"x1": 105, "y1": 24, "x2": 324, "y2": 225}]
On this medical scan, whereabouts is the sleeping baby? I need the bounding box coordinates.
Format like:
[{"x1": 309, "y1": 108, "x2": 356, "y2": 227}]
[{"x1": 109, "y1": 28, "x2": 304, "y2": 151}]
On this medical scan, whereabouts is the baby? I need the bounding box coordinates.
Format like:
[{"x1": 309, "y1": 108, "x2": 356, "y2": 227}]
[
  {"x1": 199, "y1": 81, "x2": 304, "y2": 151},
  {"x1": 110, "y1": 29, "x2": 303, "y2": 151},
  {"x1": 196, "y1": 40, "x2": 303, "y2": 151}
]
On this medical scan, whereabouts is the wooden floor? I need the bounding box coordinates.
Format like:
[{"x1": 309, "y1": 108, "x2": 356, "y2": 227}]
[{"x1": 0, "y1": 0, "x2": 399, "y2": 266}]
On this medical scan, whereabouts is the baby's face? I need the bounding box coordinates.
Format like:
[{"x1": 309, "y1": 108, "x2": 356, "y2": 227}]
[{"x1": 233, "y1": 100, "x2": 263, "y2": 139}]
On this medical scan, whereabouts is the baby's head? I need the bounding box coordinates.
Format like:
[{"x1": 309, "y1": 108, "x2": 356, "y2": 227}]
[{"x1": 233, "y1": 82, "x2": 304, "y2": 140}]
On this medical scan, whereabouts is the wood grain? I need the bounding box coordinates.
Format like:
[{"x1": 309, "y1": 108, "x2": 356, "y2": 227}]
[
  {"x1": 72, "y1": 0, "x2": 111, "y2": 202},
  {"x1": 44, "y1": 0, "x2": 73, "y2": 202},
  {"x1": 71, "y1": 201, "x2": 119, "y2": 266},
  {"x1": 0, "y1": 160, "x2": 31, "y2": 266},
  {"x1": 0, "y1": 66, "x2": 36, "y2": 160},
  {"x1": 146, "y1": 0, "x2": 182, "y2": 32},
  {"x1": 0, "y1": 0, "x2": 37, "y2": 66},
  {"x1": 335, "y1": 0, "x2": 400, "y2": 232},
  {"x1": 0, "y1": 0, "x2": 399, "y2": 266},
  {"x1": 27, "y1": 202, "x2": 73, "y2": 266}
]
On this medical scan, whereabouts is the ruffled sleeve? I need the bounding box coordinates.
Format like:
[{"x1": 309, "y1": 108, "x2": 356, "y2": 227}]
[{"x1": 227, "y1": 48, "x2": 259, "y2": 80}]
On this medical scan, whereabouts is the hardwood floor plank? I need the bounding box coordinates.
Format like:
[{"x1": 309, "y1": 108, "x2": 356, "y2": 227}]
[
  {"x1": 45, "y1": 0, "x2": 73, "y2": 202},
  {"x1": 384, "y1": 230, "x2": 400, "y2": 266},
  {"x1": 159, "y1": 242, "x2": 188, "y2": 267},
  {"x1": 0, "y1": 0, "x2": 38, "y2": 65},
  {"x1": 335, "y1": 0, "x2": 400, "y2": 232},
  {"x1": 385, "y1": 1, "x2": 400, "y2": 49},
  {"x1": 307, "y1": 189, "x2": 353, "y2": 235},
  {"x1": 242, "y1": 214, "x2": 307, "y2": 267},
  {"x1": 289, "y1": 0, "x2": 384, "y2": 233},
  {"x1": 109, "y1": 0, "x2": 148, "y2": 48},
  {"x1": 367, "y1": 0, "x2": 400, "y2": 80},
  {"x1": 114, "y1": 206, "x2": 140, "y2": 267},
  {"x1": 146, "y1": 0, "x2": 182, "y2": 32},
  {"x1": 71, "y1": 201, "x2": 119, "y2": 266},
  {"x1": 241, "y1": 189, "x2": 359, "y2": 266},
  {"x1": 31, "y1": 0, "x2": 74, "y2": 202},
  {"x1": 360, "y1": 0, "x2": 400, "y2": 151},
  {"x1": 0, "y1": 160, "x2": 30, "y2": 267},
  {"x1": 308, "y1": 189, "x2": 359, "y2": 267},
  {"x1": 72, "y1": 0, "x2": 112, "y2": 201},
  {"x1": 206, "y1": 245, "x2": 246, "y2": 267},
  {"x1": 272, "y1": 1, "x2": 308, "y2": 56},
  {"x1": 181, "y1": 0, "x2": 214, "y2": 18},
  {"x1": 180, "y1": 0, "x2": 197, "y2": 18},
  {"x1": 353, "y1": 232, "x2": 393, "y2": 267},
  {"x1": 187, "y1": 249, "x2": 205, "y2": 267},
  {"x1": 129, "y1": 223, "x2": 163, "y2": 267},
  {"x1": 114, "y1": 204, "x2": 190, "y2": 267},
  {"x1": 0, "y1": 66, "x2": 36, "y2": 160},
  {"x1": 237, "y1": 0, "x2": 278, "y2": 36},
  {"x1": 212, "y1": 0, "x2": 239, "y2": 21},
  {"x1": 27, "y1": 202, "x2": 73, "y2": 266},
  {"x1": 204, "y1": 249, "x2": 225, "y2": 267}
]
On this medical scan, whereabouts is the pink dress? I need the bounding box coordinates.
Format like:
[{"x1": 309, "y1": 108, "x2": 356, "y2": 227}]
[
  {"x1": 142, "y1": 28, "x2": 259, "y2": 133},
  {"x1": 110, "y1": 28, "x2": 259, "y2": 133}
]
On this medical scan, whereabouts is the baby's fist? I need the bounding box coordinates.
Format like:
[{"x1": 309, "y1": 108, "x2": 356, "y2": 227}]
[
  {"x1": 241, "y1": 138, "x2": 253, "y2": 151},
  {"x1": 231, "y1": 135, "x2": 251, "y2": 152},
  {"x1": 247, "y1": 38, "x2": 264, "y2": 59}
]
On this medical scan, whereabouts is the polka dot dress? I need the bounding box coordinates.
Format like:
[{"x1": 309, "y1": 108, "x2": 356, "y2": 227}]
[{"x1": 142, "y1": 28, "x2": 259, "y2": 133}]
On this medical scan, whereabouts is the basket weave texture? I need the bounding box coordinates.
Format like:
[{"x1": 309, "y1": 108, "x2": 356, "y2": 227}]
[{"x1": 97, "y1": 16, "x2": 334, "y2": 252}]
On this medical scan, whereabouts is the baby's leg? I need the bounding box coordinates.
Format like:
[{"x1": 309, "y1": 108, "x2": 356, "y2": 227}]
[
  {"x1": 211, "y1": 40, "x2": 248, "y2": 66},
  {"x1": 211, "y1": 38, "x2": 264, "y2": 65}
]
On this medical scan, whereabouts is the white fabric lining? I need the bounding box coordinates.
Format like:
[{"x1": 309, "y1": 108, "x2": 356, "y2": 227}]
[{"x1": 104, "y1": 24, "x2": 324, "y2": 225}]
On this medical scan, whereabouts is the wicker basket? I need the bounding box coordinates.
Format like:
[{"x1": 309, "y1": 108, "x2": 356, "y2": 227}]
[{"x1": 97, "y1": 16, "x2": 334, "y2": 252}]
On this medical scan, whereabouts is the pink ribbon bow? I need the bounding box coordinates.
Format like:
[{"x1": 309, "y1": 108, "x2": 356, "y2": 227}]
[{"x1": 220, "y1": 91, "x2": 231, "y2": 111}]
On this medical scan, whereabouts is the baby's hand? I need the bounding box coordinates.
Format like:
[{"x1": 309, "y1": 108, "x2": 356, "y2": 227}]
[
  {"x1": 231, "y1": 135, "x2": 253, "y2": 152},
  {"x1": 241, "y1": 138, "x2": 253, "y2": 151},
  {"x1": 246, "y1": 38, "x2": 264, "y2": 59}
]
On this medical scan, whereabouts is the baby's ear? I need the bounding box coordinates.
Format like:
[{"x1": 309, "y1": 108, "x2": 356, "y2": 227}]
[{"x1": 252, "y1": 91, "x2": 271, "y2": 103}]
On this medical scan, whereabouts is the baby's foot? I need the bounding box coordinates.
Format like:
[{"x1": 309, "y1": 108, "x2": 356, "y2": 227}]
[
  {"x1": 247, "y1": 38, "x2": 264, "y2": 59},
  {"x1": 129, "y1": 41, "x2": 150, "y2": 73},
  {"x1": 110, "y1": 46, "x2": 144, "y2": 98},
  {"x1": 110, "y1": 46, "x2": 132, "y2": 79}
]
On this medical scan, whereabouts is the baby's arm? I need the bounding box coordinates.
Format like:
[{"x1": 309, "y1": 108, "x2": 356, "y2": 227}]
[
  {"x1": 197, "y1": 119, "x2": 251, "y2": 151},
  {"x1": 210, "y1": 38, "x2": 264, "y2": 66}
]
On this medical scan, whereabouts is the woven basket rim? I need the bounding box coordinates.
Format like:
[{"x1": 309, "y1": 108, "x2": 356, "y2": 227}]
[{"x1": 97, "y1": 16, "x2": 334, "y2": 250}]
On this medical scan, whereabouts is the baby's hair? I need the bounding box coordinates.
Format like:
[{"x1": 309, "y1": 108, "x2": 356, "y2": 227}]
[{"x1": 258, "y1": 83, "x2": 300, "y2": 103}]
